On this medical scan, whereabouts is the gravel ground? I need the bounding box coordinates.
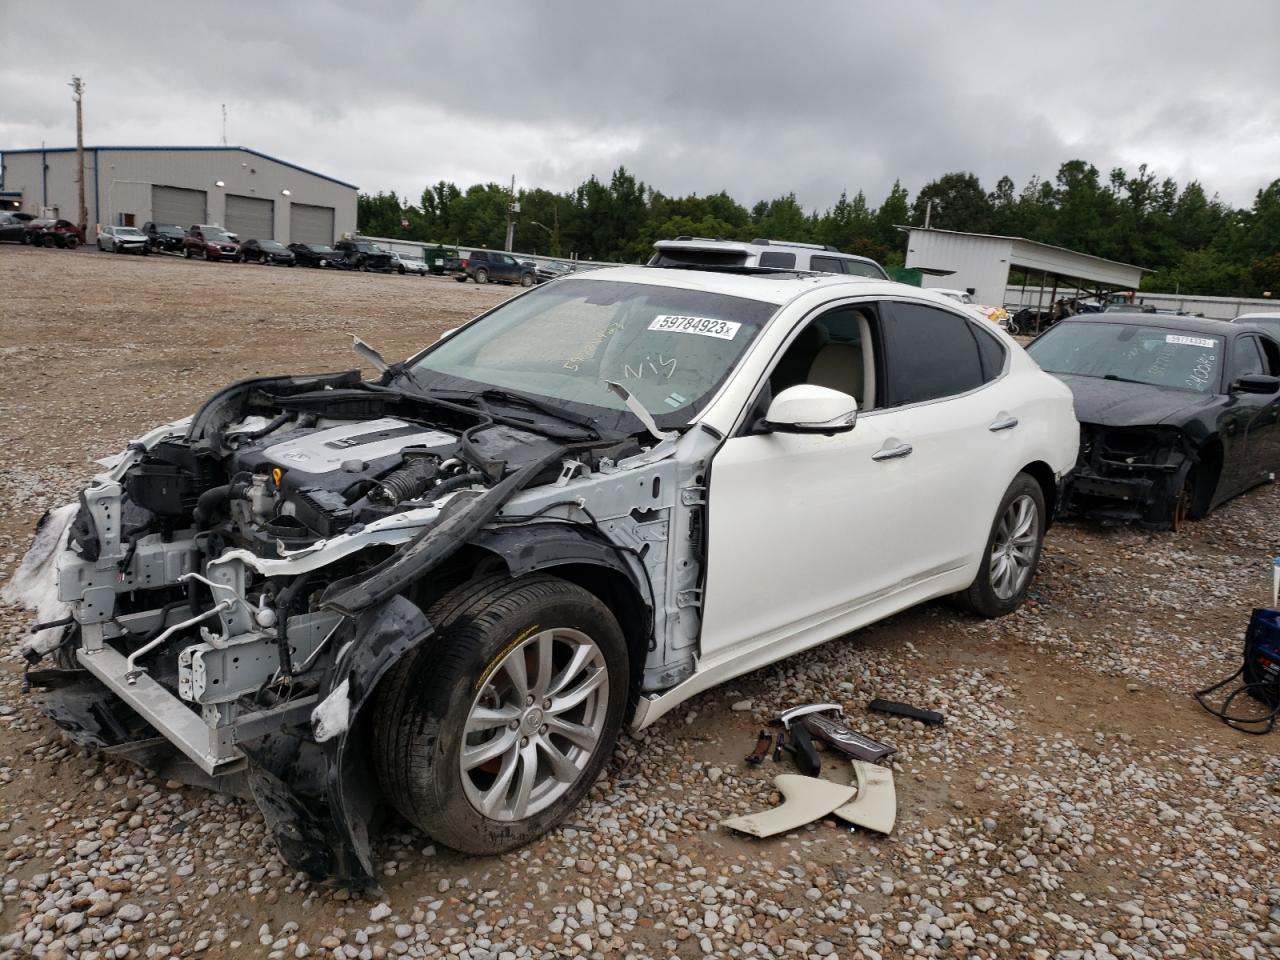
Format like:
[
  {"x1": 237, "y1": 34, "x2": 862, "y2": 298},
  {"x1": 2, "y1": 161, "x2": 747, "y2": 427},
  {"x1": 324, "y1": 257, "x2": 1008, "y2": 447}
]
[{"x1": 1, "y1": 245, "x2": 1277, "y2": 960}]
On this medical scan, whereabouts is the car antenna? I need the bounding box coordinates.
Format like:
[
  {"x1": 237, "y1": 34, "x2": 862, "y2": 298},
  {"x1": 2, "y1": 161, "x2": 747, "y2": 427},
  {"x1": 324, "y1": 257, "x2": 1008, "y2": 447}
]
[{"x1": 604, "y1": 381, "x2": 676, "y2": 444}]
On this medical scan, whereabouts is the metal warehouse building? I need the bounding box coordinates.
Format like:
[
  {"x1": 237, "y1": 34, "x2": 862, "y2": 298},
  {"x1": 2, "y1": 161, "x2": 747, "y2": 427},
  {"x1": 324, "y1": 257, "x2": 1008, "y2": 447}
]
[
  {"x1": 1, "y1": 145, "x2": 357, "y2": 245},
  {"x1": 901, "y1": 226, "x2": 1148, "y2": 308}
]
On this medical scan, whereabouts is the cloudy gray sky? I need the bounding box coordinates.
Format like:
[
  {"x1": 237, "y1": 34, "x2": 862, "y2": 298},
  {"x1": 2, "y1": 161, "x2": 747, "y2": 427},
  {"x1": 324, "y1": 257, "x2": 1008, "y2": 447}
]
[{"x1": 4, "y1": 1, "x2": 1278, "y2": 210}]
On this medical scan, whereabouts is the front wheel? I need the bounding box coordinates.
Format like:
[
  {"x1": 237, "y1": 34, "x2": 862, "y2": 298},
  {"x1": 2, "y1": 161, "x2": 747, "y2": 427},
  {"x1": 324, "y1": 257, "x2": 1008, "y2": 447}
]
[
  {"x1": 957, "y1": 473, "x2": 1046, "y2": 618},
  {"x1": 374, "y1": 574, "x2": 628, "y2": 855},
  {"x1": 41, "y1": 235, "x2": 57, "y2": 248},
  {"x1": 520, "y1": 273, "x2": 534, "y2": 287}
]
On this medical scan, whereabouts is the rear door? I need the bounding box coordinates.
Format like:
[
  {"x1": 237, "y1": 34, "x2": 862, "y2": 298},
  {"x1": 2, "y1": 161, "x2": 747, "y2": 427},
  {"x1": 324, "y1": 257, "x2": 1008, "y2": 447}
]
[{"x1": 875, "y1": 301, "x2": 1026, "y2": 576}]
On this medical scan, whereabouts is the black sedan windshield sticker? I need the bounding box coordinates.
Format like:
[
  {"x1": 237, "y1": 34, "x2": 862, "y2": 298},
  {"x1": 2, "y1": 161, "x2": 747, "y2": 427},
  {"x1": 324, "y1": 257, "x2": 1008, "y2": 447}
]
[
  {"x1": 1166, "y1": 334, "x2": 1216, "y2": 348},
  {"x1": 648, "y1": 315, "x2": 741, "y2": 340}
]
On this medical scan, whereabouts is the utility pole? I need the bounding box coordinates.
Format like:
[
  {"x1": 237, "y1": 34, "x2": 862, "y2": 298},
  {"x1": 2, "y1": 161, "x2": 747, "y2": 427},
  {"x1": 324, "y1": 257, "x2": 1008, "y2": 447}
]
[
  {"x1": 504, "y1": 174, "x2": 516, "y2": 252},
  {"x1": 220, "y1": 104, "x2": 228, "y2": 146},
  {"x1": 924, "y1": 199, "x2": 932, "y2": 229},
  {"x1": 70, "y1": 76, "x2": 87, "y2": 232}
]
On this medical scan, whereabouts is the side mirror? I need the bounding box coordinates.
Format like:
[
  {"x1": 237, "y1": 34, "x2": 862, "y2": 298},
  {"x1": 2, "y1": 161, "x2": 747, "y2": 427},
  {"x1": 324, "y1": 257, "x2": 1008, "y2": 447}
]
[
  {"x1": 1234, "y1": 374, "x2": 1280, "y2": 395},
  {"x1": 763, "y1": 385, "x2": 858, "y2": 434}
]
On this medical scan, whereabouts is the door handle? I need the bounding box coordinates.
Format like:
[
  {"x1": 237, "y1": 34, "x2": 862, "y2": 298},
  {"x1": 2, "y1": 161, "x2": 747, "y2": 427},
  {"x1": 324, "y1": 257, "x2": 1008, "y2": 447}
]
[
  {"x1": 872, "y1": 442, "x2": 913, "y2": 462},
  {"x1": 988, "y1": 415, "x2": 1019, "y2": 432}
]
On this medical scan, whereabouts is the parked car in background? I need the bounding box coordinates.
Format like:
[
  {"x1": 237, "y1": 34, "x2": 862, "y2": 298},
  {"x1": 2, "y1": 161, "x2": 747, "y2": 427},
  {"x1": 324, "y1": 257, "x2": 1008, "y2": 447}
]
[
  {"x1": 97, "y1": 225, "x2": 150, "y2": 255},
  {"x1": 932, "y1": 288, "x2": 1011, "y2": 328},
  {"x1": 184, "y1": 225, "x2": 241, "y2": 262},
  {"x1": 241, "y1": 238, "x2": 297, "y2": 266},
  {"x1": 535, "y1": 259, "x2": 575, "y2": 283},
  {"x1": 10, "y1": 266, "x2": 1076, "y2": 885},
  {"x1": 0, "y1": 212, "x2": 27, "y2": 243},
  {"x1": 450, "y1": 249, "x2": 537, "y2": 286},
  {"x1": 389, "y1": 252, "x2": 428, "y2": 275},
  {"x1": 335, "y1": 239, "x2": 394, "y2": 272},
  {"x1": 289, "y1": 242, "x2": 350, "y2": 269},
  {"x1": 1027, "y1": 313, "x2": 1280, "y2": 527},
  {"x1": 143, "y1": 222, "x2": 186, "y2": 253},
  {"x1": 26, "y1": 218, "x2": 85, "y2": 249},
  {"x1": 650, "y1": 237, "x2": 890, "y2": 279},
  {"x1": 1233, "y1": 312, "x2": 1280, "y2": 340}
]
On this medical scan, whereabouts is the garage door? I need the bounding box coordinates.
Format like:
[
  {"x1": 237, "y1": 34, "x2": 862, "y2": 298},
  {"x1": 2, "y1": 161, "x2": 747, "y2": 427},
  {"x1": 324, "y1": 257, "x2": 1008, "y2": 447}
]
[
  {"x1": 151, "y1": 185, "x2": 206, "y2": 228},
  {"x1": 291, "y1": 203, "x2": 335, "y2": 245},
  {"x1": 225, "y1": 194, "x2": 274, "y2": 241}
]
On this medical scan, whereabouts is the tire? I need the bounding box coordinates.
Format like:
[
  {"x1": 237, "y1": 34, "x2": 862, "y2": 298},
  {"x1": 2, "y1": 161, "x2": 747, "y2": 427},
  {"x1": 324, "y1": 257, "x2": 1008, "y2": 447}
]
[
  {"x1": 957, "y1": 473, "x2": 1046, "y2": 618},
  {"x1": 520, "y1": 273, "x2": 534, "y2": 287},
  {"x1": 398, "y1": 265, "x2": 406, "y2": 275},
  {"x1": 474, "y1": 268, "x2": 489, "y2": 284},
  {"x1": 373, "y1": 574, "x2": 628, "y2": 855},
  {"x1": 65, "y1": 236, "x2": 79, "y2": 250},
  {"x1": 184, "y1": 247, "x2": 192, "y2": 258},
  {"x1": 455, "y1": 275, "x2": 468, "y2": 283},
  {"x1": 41, "y1": 234, "x2": 57, "y2": 248},
  {"x1": 1185, "y1": 444, "x2": 1222, "y2": 520},
  {"x1": 114, "y1": 244, "x2": 122, "y2": 253}
]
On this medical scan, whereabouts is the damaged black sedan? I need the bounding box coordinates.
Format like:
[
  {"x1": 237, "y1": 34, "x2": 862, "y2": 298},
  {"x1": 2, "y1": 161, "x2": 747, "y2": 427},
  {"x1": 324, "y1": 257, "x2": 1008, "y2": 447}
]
[{"x1": 1028, "y1": 314, "x2": 1280, "y2": 527}]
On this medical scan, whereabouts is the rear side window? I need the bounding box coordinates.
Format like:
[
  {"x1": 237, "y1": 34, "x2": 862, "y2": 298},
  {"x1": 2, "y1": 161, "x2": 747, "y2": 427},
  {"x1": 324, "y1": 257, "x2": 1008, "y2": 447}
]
[
  {"x1": 882, "y1": 302, "x2": 985, "y2": 405},
  {"x1": 842, "y1": 259, "x2": 887, "y2": 279},
  {"x1": 972, "y1": 324, "x2": 1007, "y2": 381},
  {"x1": 808, "y1": 255, "x2": 843, "y2": 274},
  {"x1": 758, "y1": 251, "x2": 796, "y2": 269}
]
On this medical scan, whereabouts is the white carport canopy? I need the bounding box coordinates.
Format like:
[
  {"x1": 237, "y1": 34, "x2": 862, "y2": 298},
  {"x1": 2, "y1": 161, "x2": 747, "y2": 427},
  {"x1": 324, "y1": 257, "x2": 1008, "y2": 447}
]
[{"x1": 900, "y1": 227, "x2": 1149, "y2": 325}]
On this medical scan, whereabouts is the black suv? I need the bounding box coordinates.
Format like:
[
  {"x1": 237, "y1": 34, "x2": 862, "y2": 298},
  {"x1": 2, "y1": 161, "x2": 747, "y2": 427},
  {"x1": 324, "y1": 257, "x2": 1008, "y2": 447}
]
[
  {"x1": 334, "y1": 239, "x2": 394, "y2": 272},
  {"x1": 451, "y1": 250, "x2": 537, "y2": 286},
  {"x1": 143, "y1": 222, "x2": 186, "y2": 253}
]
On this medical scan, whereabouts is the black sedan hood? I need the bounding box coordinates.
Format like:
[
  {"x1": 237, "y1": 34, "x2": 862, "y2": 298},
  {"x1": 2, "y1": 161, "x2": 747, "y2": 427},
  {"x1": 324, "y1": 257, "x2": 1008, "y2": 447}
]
[{"x1": 1052, "y1": 373, "x2": 1218, "y2": 428}]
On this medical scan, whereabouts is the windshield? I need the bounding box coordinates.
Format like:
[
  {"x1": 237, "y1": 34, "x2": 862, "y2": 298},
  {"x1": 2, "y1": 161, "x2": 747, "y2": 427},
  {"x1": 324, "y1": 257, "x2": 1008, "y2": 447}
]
[
  {"x1": 259, "y1": 240, "x2": 286, "y2": 251},
  {"x1": 310, "y1": 245, "x2": 337, "y2": 254},
  {"x1": 203, "y1": 227, "x2": 233, "y2": 241},
  {"x1": 1028, "y1": 322, "x2": 1224, "y2": 393},
  {"x1": 118, "y1": 227, "x2": 144, "y2": 236},
  {"x1": 406, "y1": 277, "x2": 777, "y2": 431},
  {"x1": 156, "y1": 224, "x2": 182, "y2": 234}
]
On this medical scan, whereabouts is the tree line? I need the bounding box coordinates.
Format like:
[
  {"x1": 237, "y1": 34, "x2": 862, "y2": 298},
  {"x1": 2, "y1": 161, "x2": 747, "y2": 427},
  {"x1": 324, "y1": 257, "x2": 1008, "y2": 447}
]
[{"x1": 357, "y1": 161, "x2": 1280, "y2": 298}]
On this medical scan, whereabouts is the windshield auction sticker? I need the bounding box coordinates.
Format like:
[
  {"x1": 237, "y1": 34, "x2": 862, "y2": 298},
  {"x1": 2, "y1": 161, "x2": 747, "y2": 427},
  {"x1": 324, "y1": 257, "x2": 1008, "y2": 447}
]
[
  {"x1": 649, "y1": 315, "x2": 741, "y2": 340},
  {"x1": 1166, "y1": 334, "x2": 1217, "y2": 348}
]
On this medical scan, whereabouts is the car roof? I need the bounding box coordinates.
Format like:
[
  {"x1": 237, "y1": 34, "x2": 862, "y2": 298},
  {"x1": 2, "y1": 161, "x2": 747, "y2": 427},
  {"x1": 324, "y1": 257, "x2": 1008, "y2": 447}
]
[
  {"x1": 565, "y1": 265, "x2": 954, "y2": 308},
  {"x1": 1053, "y1": 312, "x2": 1245, "y2": 337},
  {"x1": 652, "y1": 237, "x2": 879, "y2": 263},
  {"x1": 1234, "y1": 312, "x2": 1280, "y2": 321}
]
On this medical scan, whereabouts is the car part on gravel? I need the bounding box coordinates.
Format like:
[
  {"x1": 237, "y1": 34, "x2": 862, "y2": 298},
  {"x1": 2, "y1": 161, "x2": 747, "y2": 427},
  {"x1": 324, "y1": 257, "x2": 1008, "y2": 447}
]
[
  {"x1": 779, "y1": 704, "x2": 896, "y2": 762},
  {"x1": 832, "y1": 760, "x2": 897, "y2": 834},
  {"x1": 867, "y1": 698, "x2": 946, "y2": 726},
  {"x1": 745, "y1": 730, "x2": 773, "y2": 765},
  {"x1": 1194, "y1": 607, "x2": 1280, "y2": 735},
  {"x1": 719, "y1": 774, "x2": 856, "y2": 839},
  {"x1": 776, "y1": 722, "x2": 822, "y2": 776}
]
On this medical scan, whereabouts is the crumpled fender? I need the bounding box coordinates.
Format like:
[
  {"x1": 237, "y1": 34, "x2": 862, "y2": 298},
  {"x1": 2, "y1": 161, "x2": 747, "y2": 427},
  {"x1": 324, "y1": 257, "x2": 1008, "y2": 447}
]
[{"x1": 258, "y1": 594, "x2": 433, "y2": 885}]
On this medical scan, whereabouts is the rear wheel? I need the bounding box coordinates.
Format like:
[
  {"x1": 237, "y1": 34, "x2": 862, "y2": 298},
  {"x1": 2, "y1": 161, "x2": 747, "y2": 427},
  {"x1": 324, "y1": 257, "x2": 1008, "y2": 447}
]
[
  {"x1": 957, "y1": 473, "x2": 1046, "y2": 618},
  {"x1": 41, "y1": 235, "x2": 57, "y2": 248},
  {"x1": 65, "y1": 236, "x2": 79, "y2": 249},
  {"x1": 474, "y1": 268, "x2": 489, "y2": 284},
  {"x1": 374, "y1": 574, "x2": 627, "y2": 855}
]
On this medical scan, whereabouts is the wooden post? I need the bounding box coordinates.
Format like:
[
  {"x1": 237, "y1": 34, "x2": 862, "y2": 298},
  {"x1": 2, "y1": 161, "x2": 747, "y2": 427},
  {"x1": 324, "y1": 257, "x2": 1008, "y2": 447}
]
[{"x1": 71, "y1": 76, "x2": 87, "y2": 232}]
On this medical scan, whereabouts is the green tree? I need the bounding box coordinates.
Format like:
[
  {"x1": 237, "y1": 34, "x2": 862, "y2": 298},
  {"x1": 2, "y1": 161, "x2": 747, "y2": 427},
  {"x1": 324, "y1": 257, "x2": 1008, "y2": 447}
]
[{"x1": 911, "y1": 172, "x2": 993, "y2": 233}]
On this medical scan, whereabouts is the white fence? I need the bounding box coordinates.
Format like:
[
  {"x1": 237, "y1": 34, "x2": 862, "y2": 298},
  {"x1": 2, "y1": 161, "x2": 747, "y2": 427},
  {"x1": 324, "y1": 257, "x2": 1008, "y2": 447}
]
[
  {"x1": 1002, "y1": 285, "x2": 1278, "y2": 321},
  {"x1": 353, "y1": 234, "x2": 624, "y2": 273}
]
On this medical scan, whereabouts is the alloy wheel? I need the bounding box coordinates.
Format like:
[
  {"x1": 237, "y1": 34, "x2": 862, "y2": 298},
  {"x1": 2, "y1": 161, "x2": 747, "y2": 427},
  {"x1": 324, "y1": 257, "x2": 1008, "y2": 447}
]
[
  {"x1": 459, "y1": 627, "x2": 609, "y2": 822},
  {"x1": 990, "y1": 494, "x2": 1038, "y2": 600}
]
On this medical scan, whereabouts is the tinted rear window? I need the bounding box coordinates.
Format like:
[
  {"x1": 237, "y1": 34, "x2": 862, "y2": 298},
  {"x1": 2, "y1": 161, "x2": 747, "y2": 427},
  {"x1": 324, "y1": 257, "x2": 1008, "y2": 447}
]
[
  {"x1": 650, "y1": 250, "x2": 749, "y2": 268},
  {"x1": 758, "y1": 251, "x2": 796, "y2": 269},
  {"x1": 883, "y1": 302, "x2": 986, "y2": 405}
]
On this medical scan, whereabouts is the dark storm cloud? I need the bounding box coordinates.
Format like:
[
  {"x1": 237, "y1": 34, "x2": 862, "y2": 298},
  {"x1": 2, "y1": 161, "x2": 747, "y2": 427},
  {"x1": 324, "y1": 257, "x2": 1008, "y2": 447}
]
[{"x1": 3, "y1": 1, "x2": 1278, "y2": 210}]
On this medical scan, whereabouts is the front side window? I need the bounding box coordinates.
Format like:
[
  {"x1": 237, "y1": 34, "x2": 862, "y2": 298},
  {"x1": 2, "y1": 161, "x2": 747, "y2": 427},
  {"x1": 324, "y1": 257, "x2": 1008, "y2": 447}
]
[
  {"x1": 881, "y1": 302, "x2": 985, "y2": 405},
  {"x1": 1231, "y1": 336, "x2": 1265, "y2": 379},
  {"x1": 406, "y1": 278, "x2": 777, "y2": 431},
  {"x1": 1028, "y1": 322, "x2": 1223, "y2": 393}
]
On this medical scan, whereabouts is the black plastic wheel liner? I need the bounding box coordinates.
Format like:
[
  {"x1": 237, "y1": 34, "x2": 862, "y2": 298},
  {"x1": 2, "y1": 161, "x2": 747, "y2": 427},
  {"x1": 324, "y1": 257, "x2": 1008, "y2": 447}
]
[{"x1": 317, "y1": 594, "x2": 435, "y2": 882}]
